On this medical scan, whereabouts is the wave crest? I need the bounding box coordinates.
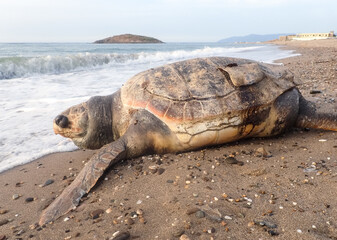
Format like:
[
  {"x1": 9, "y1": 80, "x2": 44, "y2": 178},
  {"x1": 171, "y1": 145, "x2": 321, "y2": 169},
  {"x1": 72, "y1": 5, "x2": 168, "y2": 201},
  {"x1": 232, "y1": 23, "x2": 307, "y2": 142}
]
[{"x1": 0, "y1": 46, "x2": 261, "y2": 80}]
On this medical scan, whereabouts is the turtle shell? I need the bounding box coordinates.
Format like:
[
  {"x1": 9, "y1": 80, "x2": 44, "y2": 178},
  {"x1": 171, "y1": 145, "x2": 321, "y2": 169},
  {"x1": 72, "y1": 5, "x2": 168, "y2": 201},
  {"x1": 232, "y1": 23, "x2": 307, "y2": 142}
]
[{"x1": 121, "y1": 57, "x2": 295, "y2": 147}]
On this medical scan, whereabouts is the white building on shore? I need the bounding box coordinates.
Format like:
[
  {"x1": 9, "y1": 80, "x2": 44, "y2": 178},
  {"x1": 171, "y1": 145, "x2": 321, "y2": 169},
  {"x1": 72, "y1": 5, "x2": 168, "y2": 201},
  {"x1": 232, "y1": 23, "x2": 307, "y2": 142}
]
[{"x1": 280, "y1": 31, "x2": 336, "y2": 41}]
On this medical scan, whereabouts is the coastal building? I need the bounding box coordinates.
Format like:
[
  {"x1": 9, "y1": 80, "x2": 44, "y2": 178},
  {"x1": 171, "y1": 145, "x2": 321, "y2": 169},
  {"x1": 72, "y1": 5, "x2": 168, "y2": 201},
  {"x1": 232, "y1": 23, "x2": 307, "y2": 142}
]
[{"x1": 280, "y1": 31, "x2": 336, "y2": 41}]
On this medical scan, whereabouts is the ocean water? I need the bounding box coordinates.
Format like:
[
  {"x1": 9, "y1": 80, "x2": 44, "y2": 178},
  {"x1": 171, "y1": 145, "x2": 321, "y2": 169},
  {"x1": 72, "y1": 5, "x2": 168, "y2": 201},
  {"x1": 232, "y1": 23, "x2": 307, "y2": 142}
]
[{"x1": 0, "y1": 42, "x2": 298, "y2": 173}]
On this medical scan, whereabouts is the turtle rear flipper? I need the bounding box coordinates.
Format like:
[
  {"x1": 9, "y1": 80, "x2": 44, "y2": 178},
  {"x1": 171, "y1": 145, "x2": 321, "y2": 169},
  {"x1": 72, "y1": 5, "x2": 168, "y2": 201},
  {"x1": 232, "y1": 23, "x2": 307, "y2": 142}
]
[
  {"x1": 39, "y1": 138, "x2": 127, "y2": 225},
  {"x1": 296, "y1": 94, "x2": 337, "y2": 131}
]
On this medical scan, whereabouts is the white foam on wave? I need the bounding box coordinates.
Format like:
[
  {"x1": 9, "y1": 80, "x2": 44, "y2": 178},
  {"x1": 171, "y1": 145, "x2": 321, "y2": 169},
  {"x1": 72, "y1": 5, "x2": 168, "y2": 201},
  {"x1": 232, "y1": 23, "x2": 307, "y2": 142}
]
[
  {"x1": 0, "y1": 44, "x2": 298, "y2": 173},
  {"x1": 0, "y1": 45, "x2": 267, "y2": 80}
]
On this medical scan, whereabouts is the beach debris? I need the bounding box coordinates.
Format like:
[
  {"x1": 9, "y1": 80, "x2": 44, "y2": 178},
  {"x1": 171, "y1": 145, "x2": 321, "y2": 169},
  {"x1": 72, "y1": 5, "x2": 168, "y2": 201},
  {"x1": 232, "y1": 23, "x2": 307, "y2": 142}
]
[
  {"x1": 39, "y1": 179, "x2": 54, "y2": 187},
  {"x1": 90, "y1": 209, "x2": 104, "y2": 219},
  {"x1": 12, "y1": 194, "x2": 20, "y2": 200},
  {"x1": 319, "y1": 139, "x2": 327, "y2": 142},
  {"x1": 111, "y1": 231, "x2": 130, "y2": 240}
]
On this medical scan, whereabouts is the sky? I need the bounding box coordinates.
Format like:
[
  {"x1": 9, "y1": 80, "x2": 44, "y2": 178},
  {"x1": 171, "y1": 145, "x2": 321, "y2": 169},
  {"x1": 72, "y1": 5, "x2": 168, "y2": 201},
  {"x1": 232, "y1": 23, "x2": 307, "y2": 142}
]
[{"x1": 0, "y1": 0, "x2": 336, "y2": 42}]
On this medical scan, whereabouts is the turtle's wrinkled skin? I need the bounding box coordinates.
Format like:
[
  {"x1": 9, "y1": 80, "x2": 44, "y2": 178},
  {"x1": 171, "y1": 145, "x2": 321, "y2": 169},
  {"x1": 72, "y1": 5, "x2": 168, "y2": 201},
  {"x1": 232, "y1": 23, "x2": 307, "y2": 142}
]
[{"x1": 40, "y1": 57, "x2": 337, "y2": 225}]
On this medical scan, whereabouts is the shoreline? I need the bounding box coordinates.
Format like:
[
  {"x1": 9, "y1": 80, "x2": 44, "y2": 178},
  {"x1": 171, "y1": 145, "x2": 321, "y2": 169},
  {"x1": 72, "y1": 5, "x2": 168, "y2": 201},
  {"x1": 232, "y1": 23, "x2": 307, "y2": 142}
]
[{"x1": 1, "y1": 39, "x2": 336, "y2": 239}]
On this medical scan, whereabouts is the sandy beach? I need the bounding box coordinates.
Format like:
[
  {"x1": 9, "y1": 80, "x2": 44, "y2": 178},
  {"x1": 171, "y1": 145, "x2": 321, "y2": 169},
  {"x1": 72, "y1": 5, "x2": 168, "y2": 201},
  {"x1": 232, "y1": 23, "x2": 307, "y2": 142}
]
[{"x1": 0, "y1": 39, "x2": 336, "y2": 240}]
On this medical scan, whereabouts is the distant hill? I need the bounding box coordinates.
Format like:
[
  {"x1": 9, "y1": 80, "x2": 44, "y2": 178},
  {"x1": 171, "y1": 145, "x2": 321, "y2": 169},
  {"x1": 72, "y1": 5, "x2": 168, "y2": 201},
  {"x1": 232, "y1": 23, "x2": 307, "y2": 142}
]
[
  {"x1": 94, "y1": 34, "x2": 163, "y2": 44},
  {"x1": 218, "y1": 33, "x2": 294, "y2": 43}
]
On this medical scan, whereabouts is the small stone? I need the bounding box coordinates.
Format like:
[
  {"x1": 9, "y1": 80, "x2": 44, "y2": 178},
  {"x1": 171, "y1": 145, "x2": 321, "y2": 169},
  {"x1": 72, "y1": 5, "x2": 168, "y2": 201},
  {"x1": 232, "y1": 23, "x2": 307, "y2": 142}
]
[
  {"x1": 208, "y1": 227, "x2": 216, "y2": 233},
  {"x1": 139, "y1": 216, "x2": 147, "y2": 224},
  {"x1": 255, "y1": 147, "x2": 272, "y2": 158},
  {"x1": 0, "y1": 219, "x2": 9, "y2": 226},
  {"x1": 172, "y1": 227, "x2": 185, "y2": 237},
  {"x1": 0, "y1": 209, "x2": 8, "y2": 215},
  {"x1": 39, "y1": 179, "x2": 54, "y2": 187},
  {"x1": 254, "y1": 220, "x2": 277, "y2": 228},
  {"x1": 247, "y1": 168, "x2": 267, "y2": 176},
  {"x1": 310, "y1": 90, "x2": 322, "y2": 94},
  {"x1": 248, "y1": 221, "x2": 255, "y2": 227},
  {"x1": 111, "y1": 231, "x2": 131, "y2": 240},
  {"x1": 90, "y1": 209, "x2": 104, "y2": 219},
  {"x1": 29, "y1": 223, "x2": 38, "y2": 230},
  {"x1": 157, "y1": 168, "x2": 165, "y2": 175},
  {"x1": 106, "y1": 208, "x2": 112, "y2": 214},
  {"x1": 180, "y1": 234, "x2": 190, "y2": 240},
  {"x1": 0, "y1": 235, "x2": 5, "y2": 240},
  {"x1": 224, "y1": 157, "x2": 244, "y2": 165},
  {"x1": 136, "y1": 200, "x2": 142, "y2": 204},
  {"x1": 124, "y1": 218, "x2": 134, "y2": 225},
  {"x1": 195, "y1": 210, "x2": 206, "y2": 218},
  {"x1": 148, "y1": 165, "x2": 158, "y2": 174},
  {"x1": 186, "y1": 208, "x2": 199, "y2": 215},
  {"x1": 268, "y1": 230, "x2": 279, "y2": 236},
  {"x1": 136, "y1": 209, "x2": 144, "y2": 215},
  {"x1": 25, "y1": 197, "x2": 34, "y2": 203},
  {"x1": 12, "y1": 194, "x2": 20, "y2": 200}
]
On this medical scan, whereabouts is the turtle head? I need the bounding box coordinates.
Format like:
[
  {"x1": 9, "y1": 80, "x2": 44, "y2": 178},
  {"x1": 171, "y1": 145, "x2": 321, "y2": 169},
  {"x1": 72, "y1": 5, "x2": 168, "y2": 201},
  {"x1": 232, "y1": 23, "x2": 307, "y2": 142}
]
[{"x1": 53, "y1": 96, "x2": 113, "y2": 149}]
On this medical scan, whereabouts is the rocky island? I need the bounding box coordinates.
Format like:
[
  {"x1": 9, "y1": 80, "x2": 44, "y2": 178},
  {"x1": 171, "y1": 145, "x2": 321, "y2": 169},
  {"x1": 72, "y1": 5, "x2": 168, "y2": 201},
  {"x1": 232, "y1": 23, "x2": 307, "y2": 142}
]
[{"x1": 94, "y1": 34, "x2": 163, "y2": 44}]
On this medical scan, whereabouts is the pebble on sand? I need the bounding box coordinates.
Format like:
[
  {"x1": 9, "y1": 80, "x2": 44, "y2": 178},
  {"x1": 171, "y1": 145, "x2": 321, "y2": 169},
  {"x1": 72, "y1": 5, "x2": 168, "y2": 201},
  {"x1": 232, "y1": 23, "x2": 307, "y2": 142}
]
[
  {"x1": 90, "y1": 209, "x2": 104, "y2": 219},
  {"x1": 12, "y1": 194, "x2": 20, "y2": 200},
  {"x1": 0, "y1": 209, "x2": 8, "y2": 215},
  {"x1": 111, "y1": 231, "x2": 130, "y2": 240},
  {"x1": 25, "y1": 197, "x2": 34, "y2": 203},
  {"x1": 39, "y1": 179, "x2": 54, "y2": 188}
]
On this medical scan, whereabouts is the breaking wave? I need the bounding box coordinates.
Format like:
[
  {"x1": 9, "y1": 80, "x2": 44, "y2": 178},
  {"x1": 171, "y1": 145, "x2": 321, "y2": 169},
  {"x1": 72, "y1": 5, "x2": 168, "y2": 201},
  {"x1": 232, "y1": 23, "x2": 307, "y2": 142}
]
[{"x1": 0, "y1": 46, "x2": 262, "y2": 80}]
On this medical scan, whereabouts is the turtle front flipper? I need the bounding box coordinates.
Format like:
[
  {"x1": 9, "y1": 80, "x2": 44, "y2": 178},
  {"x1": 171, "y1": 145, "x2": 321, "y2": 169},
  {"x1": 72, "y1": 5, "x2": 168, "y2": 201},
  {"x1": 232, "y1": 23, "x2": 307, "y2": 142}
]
[{"x1": 39, "y1": 138, "x2": 127, "y2": 225}]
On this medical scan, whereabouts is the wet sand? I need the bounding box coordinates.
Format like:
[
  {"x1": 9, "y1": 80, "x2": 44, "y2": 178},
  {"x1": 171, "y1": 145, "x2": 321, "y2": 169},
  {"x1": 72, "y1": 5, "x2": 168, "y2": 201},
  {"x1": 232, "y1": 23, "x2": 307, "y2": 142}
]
[{"x1": 0, "y1": 39, "x2": 336, "y2": 240}]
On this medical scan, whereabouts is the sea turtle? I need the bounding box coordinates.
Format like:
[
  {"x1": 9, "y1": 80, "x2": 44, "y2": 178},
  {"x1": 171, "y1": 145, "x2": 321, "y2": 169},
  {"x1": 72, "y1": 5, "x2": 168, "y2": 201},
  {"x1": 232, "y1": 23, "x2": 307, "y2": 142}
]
[{"x1": 39, "y1": 57, "x2": 337, "y2": 225}]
